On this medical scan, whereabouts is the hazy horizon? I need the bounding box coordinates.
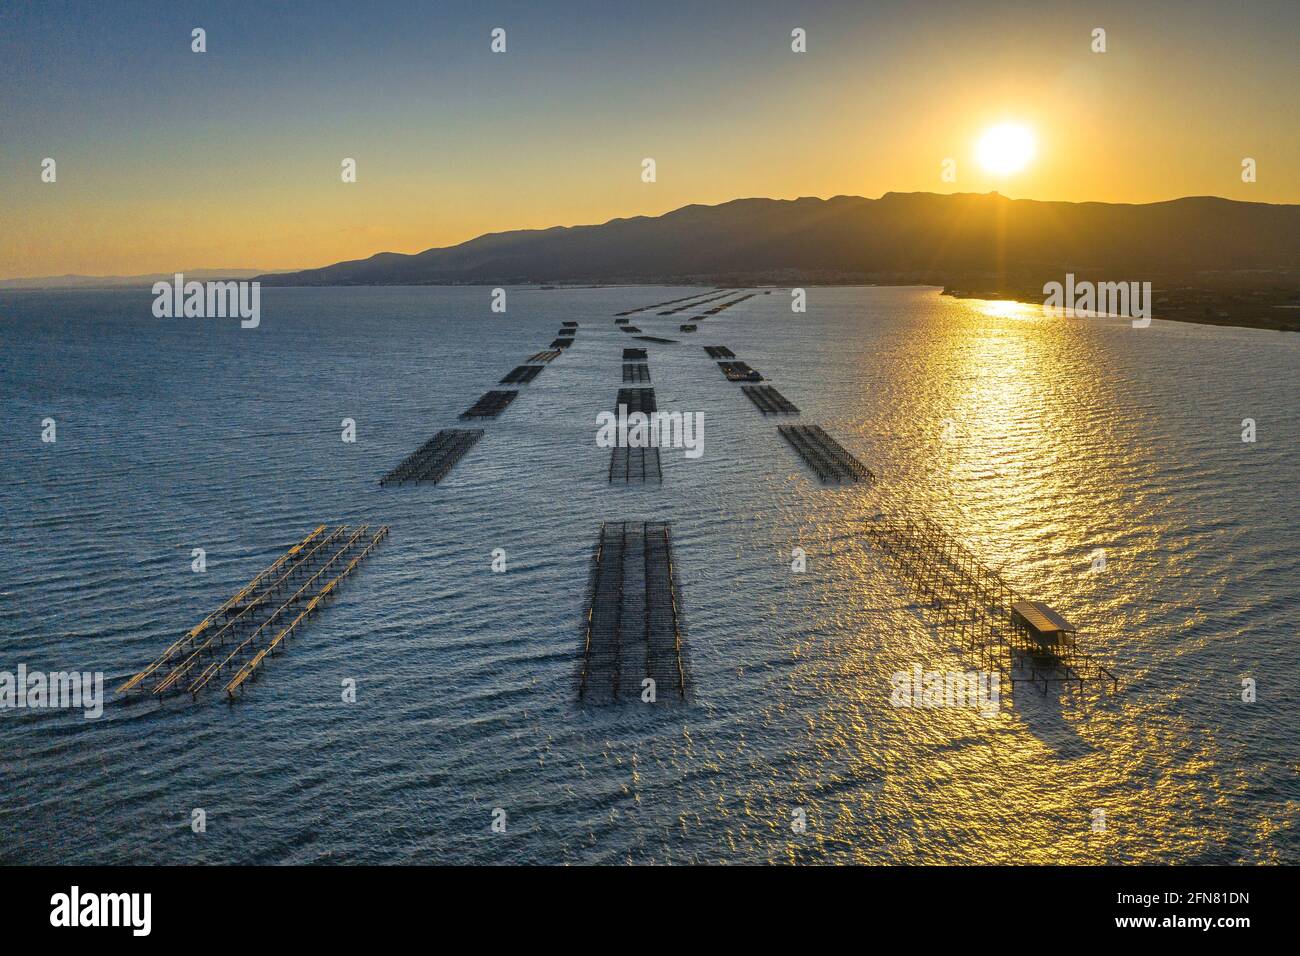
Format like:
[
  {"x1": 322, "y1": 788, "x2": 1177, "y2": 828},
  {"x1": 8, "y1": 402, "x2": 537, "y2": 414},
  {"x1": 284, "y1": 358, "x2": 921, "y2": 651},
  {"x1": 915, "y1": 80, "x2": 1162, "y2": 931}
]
[{"x1": 4, "y1": 188, "x2": 1296, "y2": 284}]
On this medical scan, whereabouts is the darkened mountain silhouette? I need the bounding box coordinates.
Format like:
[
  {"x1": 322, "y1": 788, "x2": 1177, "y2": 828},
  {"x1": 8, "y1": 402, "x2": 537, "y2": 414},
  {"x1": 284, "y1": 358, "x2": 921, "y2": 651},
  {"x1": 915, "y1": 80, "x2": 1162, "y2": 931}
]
[{"x1": 257, "y1": 192, "x2": 1300, "y2": 286}]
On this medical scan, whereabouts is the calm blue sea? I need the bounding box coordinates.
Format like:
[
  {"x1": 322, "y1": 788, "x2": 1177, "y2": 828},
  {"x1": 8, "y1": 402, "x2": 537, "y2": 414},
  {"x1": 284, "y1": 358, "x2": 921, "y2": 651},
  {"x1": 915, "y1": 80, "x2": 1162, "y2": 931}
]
[{"x1": 1, "y1": 285, "x2": 1296, "y2": 864}]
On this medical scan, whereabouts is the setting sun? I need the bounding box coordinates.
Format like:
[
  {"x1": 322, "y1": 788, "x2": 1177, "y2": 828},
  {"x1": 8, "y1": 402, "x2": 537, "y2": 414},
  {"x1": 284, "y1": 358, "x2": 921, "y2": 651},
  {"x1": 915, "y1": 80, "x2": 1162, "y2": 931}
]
[{"x1": 976, "y1": 122, "x2": 1037, "y2": 175}]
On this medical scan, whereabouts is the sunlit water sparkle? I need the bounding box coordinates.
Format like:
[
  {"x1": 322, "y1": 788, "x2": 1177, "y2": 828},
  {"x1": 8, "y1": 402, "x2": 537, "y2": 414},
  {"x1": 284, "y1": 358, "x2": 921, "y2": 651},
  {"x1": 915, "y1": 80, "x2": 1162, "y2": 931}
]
[{"x1": 1, "y1": 286, "x2": 1295, "y2": 864}]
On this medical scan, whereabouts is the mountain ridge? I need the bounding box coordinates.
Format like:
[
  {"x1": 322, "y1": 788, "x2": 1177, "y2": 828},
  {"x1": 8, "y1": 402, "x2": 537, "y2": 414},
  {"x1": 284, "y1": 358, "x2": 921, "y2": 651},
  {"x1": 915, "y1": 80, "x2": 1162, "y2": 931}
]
[{"x1": 255, "y1": 191, "x2": 1300, "y2": 287}]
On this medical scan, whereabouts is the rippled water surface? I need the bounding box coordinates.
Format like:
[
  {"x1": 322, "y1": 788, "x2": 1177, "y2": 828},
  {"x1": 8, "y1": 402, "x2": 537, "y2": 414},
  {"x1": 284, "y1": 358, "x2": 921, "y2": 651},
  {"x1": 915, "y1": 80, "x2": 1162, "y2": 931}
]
[{"x1": 1, "y1": 286, "x2": 1296, "y2": 864}]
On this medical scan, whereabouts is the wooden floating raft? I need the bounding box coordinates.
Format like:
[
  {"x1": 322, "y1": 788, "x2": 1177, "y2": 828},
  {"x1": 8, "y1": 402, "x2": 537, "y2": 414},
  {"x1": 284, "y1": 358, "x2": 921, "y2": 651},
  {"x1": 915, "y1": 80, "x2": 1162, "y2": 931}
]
[
  {"x1": 379, "y1": 428, "x2": 484, "y2": 485},
  {"x1": 623, "y1": 348, "x2": 648, "y2": 361},
  {"x1": 636, "y1": 335, "x2": 677, "y2": 344},
  {"x1": 500, "y1": 365, "x2": 543, "y2": 385},
  {"x1": 778, "y1": 424, "x2": 873, "y2": 484},
  {"x1": 614, "y1": 318, "x2": 631, "y2": 325},
  {"x1": 459, "y1": 390, "x2": 518, "y2": 419},
  {"x1": 704, "y1": 345, "x2": 735, "y2": 359},
  {"x1": 718, "y1": 360, "x2": 763, "y2": 382},
  {"x1": 119, "y1": 524, "x2": 389, "y2": 701},
  {"x1": 622, "y1": 362, "x2": 651, "y2": 383},
  {"x1": 579, "y1": 521, "x2": 686, "y2": 704},
  {"x1": 741, "y1": 384, "x2": 800, "y2": 415},
  {"x1": 679, "y1": 324, "x2": 697, "y2": 332},
  {"x1": 619, "y1": 326, "x2": 642, "y2": 334},
  {"x1": 527, "y1": 349, "x2": 561, "y2": 364},
  {"x1": 561, "y1": 321, "x2": 579, "y2": 328},
  {"x1": 549, "y1": 338, "x2": 573, "y2": 349}
]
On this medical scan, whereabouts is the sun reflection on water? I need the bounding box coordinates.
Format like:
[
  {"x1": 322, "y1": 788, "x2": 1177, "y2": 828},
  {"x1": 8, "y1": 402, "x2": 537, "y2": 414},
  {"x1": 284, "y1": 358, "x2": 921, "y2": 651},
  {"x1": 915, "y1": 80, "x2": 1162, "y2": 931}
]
[{"x1": 975, "y1": 298, "x2": 1043, "y2": 321}]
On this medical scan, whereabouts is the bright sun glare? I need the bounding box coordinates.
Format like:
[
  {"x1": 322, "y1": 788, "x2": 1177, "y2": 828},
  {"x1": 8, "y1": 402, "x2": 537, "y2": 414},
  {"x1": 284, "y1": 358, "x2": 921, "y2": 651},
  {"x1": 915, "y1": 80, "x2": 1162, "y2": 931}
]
[{"x1": 976, "y1": 123, "x2": 1036, "y2": 175}]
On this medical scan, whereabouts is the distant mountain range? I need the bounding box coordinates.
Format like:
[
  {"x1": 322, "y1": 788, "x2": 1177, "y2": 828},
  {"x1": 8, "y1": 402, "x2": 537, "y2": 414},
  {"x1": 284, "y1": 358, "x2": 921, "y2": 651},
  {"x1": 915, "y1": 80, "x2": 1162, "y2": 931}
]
[{"x1": 255, "y1": 192, "x2": 1300, "y2": 287}]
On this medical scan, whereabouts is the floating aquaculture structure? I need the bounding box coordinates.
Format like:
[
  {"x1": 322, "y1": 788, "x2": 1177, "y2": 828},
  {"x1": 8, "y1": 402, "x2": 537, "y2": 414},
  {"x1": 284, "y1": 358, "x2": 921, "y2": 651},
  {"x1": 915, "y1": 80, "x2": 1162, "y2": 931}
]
[
  {"x1": 703, "y1": 345, "x2": 735, "y2": 359},
  {"x1": 635, "y1": 335, "x2": 676, "y2": 344},
  {"x1": 119, "y1": 524, "x2": 389, "y2": 701},
  {"x1": 527, "y1": 350, "x2": 562, "y2": 363},
  {"x1": 616, "y1": 387, "x2": 657, "y2": 414},
  {"x1": 561, "y1": 321, "x2": 578, "y2": 328},
  {"x1": 459, "y1": 390, "x2": 518, "y2": 419},
  {"x1": 658, "y1": 291, "x2": 735, "y2": 315},
  {"x1": 741, "y1": 385, "x2": 800, "y2": 415},
  {"x1": 702, "y1": 292, "x2": 756, "y2": 315},
  {"x1": 620, "y1": 326, "x2": 642, "y2": 334},
  {"x1": 610, "y1": 444, "x2": 662, "y2": 484},
  {"x1": 578, "y1": 521, "x2": 686, "y2": 704},
  {"x1": 861, "y1": 505, "x2": 1118, "y2": 698},
  {"x1": 608, "y1": 388, "x2": 661, "y2": 484},
  {"x1": 679, "y1": 324, "x2": 697, "y2": 332},
  {"x1": 778, "y1": 424, "x2": 872, "y2": 483},
  {"x1": 500, "y1": 365, "x2": 544, "y2": 384},
  {"x1": 622, "y1": 363, "x2": 651, "y2": 383},
  {"x1": 379, "y1": 428, "x2": 484, "y2": 485},
  {"x1": 550, "y1": 338, "x2": 573, "y2": 349},
  {"x1": 623, "y1": 348, "x2": 648, "y2": 361},
  {"x1": 718, "y1": 360, "x2": 763, "y2": 381},
  {"x1": 615, "y1": 289, "x2": 724, "y2": 316}
]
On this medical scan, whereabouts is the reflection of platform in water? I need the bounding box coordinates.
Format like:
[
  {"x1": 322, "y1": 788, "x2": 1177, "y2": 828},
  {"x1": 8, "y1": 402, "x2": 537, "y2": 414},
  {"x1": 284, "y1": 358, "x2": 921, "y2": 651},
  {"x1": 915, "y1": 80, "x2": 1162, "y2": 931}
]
[
  {"x1": 119, "y1": 524, "x2": 389, "y2": 701},
  {"x1": 861, "y1": 507, "x2": 1118, "y2": 700},
  {"x1": 579, "y1": 521, "x2": 686, "y2": 705}
]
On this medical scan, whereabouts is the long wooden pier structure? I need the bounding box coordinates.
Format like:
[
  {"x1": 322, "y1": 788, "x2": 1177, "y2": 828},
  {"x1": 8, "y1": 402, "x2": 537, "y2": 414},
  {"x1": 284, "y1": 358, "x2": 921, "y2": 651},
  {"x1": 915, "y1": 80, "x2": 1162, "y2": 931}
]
[
  {"x1": 578, "y1": 521, "x2": 686, "y2": 704},
  {"x1": 119, "y1": 524, "x2": 389, "y2": 700}
]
